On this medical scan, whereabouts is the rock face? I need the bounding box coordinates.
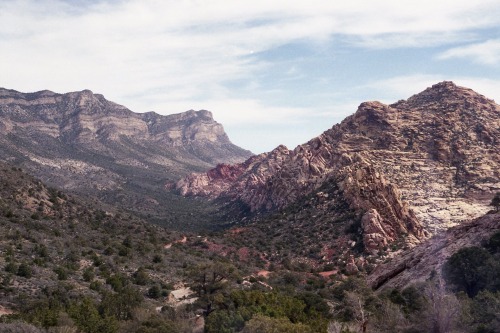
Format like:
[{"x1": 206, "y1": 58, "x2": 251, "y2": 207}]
[
  {"x1": 0, "y1": 88, "x2": 251, "y2": 166},
  {"x1": 176, "y1": 82, "x2": 500, "y2": 250},
  {"x1": 367, "y1": 211, "x2": 500, "y2": 290},
  {"x1": 0, "y1": 88, "x2": 252, "y2": 221}
]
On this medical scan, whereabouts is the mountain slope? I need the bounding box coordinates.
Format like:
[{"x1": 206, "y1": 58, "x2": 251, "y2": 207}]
[
  {"x1": 0, "y1": 88, "x2": 252, "y2": 227},
  {"x1": 367, "y1": 211, "x2": 500, "y2": 290},
  {"x1": 176, "y1": 82, "x2": 500, "y2": 253},
  {"x1": 0, "y1": 160, "x2": 269, "y2": 332}
]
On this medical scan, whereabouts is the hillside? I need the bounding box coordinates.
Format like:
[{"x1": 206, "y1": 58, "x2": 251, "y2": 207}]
[
  {"x1": 0, "y1": 161, "x2": 334, "y2": 333},
  {"x1": 0, "y1": 82, "x2": 499, "y2": 332},
  {"x1": 0, "y1": 88, "x2": 252, "y2": 227}
]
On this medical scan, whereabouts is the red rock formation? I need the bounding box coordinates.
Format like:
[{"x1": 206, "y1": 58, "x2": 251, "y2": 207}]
[{"x1": 175, "y1": 82, "x2": 500, "y2": 250}]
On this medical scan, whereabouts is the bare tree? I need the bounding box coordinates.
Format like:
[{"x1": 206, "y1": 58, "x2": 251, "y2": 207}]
[
  {"x1": 327, "y1": 321, "x2": 359, "y2": 333},
  {"x1": 344, "y1": 291, "x2": 370, "y2": 333},
  {"x1": 372, "y1": 300, "x2": 410, "y2": 332},
  {"x1": 420, "y1": 279, "x2": 463, "y2": 333}
]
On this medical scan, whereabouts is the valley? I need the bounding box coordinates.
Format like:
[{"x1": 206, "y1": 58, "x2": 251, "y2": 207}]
[{"x1": 0, "y1": 82, "x2": 498, "y2": 333}]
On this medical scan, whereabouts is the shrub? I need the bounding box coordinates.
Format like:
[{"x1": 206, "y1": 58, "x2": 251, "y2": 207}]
[
  {"x1": 443, "y1": 247, "x2": 498, "y2": 297},
  {"x1": 17, "y1": 262, "x2": 33, "y2": 278}
]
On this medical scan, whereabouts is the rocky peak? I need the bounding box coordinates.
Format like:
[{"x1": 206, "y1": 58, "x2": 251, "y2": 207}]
[
  {"x1": 0, "y1": 88, "x2": 247, "y2": 151},
  {"x1": 175, "y1": 82, "x2": 500, "y2": 252},
  {"x1": 141, "y1": 109, "x2": 232, "y2": 146},
  {"x1": 392, "y1": 81, "x2": 496, "y2": 112}
]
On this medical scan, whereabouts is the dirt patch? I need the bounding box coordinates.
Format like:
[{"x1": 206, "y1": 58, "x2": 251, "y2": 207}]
[
  {"x1": 229, "y1": 227, "x2": 248, "y2": 235},
  {"x1": 257, "y1": 270, "x2": 270, "y2": 278},
  {"x1": 318, "y1": 270, "x2": 338, "y2": 278},
  {"x1": 164, "y1": 236, "x2": 188, "y2": 249},
  {"x1": 0, "y1": 306, "x2": 14, "y2": 316}
]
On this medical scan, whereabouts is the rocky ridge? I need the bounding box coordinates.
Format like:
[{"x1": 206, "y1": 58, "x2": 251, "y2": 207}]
[
  {"x1": 176, "y1": 82, "x2": 500, "y2": 252},
  {"x1": 0, "y1": 88, "x2": 251, "y2": 165},
  {"x1": 0, "y1": 88, "x2": 252, "y2": 226}
]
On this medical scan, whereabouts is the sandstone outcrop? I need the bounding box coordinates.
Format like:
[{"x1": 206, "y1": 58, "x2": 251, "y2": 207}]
[
  {"x1": 176, "y1": 82, "x2": 500, "y2": 250},
  {"x1": 368, "y1": 211, "x2": 500, "y2": 290}
]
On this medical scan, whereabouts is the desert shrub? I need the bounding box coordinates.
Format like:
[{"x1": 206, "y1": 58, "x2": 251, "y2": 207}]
[
  {"x1": 443, "y1": 247, "x2": 499, "y2": 297},
  {"x1": 17, "y1": 262, "x2": 33, "y2": 278},
  {"x1": 69, "y1": 297, "x2": 117, "y2": 333}
]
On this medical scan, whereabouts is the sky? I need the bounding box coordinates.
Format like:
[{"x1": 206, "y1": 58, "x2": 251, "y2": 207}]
[{"x1": 1, "y1": 0, "x2": 500, "y2": 154}]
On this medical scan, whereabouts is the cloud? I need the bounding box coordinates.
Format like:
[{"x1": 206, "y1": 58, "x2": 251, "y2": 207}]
[
  {"x1": 2, "y1": 0, "x2": 500, "y2": 111},
  {"x1": 2, "y1": 0, "x2": 500, "y2": 153},
  {"x1": 210, "y1": 99, "x2": 351, "y2": 153},
  {"x1": 362, "y1": 74, "x2": 446, "y2": 102},
  {"x1": 437, "y1": 39, "x2": 500, "y2": 65}
]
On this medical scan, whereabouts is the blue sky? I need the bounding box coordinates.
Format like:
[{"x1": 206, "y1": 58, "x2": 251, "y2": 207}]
[{"x1": 1, "y1": 0, "x2": 500, "y2": 153}]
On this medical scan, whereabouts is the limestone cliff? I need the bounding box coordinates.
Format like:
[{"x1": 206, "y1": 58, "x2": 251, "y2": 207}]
[
  {"x1": 0, "y1": 88, "x2": 252, "y2": 222},
  {"x1": 0, "y1": 88, "x2": 251, "y2": 165}
]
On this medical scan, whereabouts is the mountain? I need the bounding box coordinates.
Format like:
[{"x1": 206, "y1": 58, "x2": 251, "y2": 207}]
[
  {"x1": 1, "y1": 82, "x2": 499, "y2": 333},
  {"x1": 0, "y1": 88, "x2": 252, "y2": 227},
  {"x1": 175, "y1": 82, "x2": 500, "y2": 254}
]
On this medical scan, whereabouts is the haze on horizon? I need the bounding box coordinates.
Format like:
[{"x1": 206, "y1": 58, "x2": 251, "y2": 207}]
[{"x1": 1, "y1": 0, "x2": 500, "y2": 153}]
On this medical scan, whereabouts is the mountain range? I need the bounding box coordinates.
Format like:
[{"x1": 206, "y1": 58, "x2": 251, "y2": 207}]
[
  {"x1": 0, "y1": 82, "x2": 499, "y2": 332},
  {"x1": 0, "y1": 88, "x2": 252, "y2": 228}
]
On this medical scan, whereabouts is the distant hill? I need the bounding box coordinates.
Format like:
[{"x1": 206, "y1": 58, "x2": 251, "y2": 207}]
[{"x1": 0, "y1": 88, "x2": 252, "y2": 227}]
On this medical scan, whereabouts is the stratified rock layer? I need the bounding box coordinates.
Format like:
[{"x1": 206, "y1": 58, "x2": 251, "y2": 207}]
[
  {"x1": 176, "y1": 82, "x2": 500, "y2": 250},
  {"x1": 0, "y1": 88, "x2": 251, "y2": 168},
  {"x1": 0, "y1": 88, "x2": 252, "y2": 221}
]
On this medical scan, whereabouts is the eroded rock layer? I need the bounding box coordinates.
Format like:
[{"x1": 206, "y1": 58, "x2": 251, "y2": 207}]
[
  {"x1": 176, "y1": 82, "x2": 500, "y2": 249},
  {"x1": 367, "y1": 211, "x2": 500, "y2": 290}
]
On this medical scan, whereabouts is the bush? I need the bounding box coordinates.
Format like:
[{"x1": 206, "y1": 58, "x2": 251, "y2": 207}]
[
  {"x1": 147, "y1": 285, "x2": 162, "y2": 299},
  {"x1": 133, "y1": 268, "x2": 149, "y2": 285},
  {"x1": 443, "y1": 247, "x2": 498, "y2": 297},
  {"x1": 17, "y1": 263, "x2": 33, "y2": 278},
  {"x1": 54, "y1": 266, "x2": 68, "y2": 280},
  {"x1": 83, "y1": 267, "x2": 95, "y2": 282}
]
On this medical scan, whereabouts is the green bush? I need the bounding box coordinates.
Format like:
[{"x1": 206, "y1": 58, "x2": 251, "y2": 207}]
[
  {"x1": 17, "y1": 262, "x2": 33, "y2": 278},
  {"x1": 443, "y1": 247, "x2": 499, "y2": 297}
]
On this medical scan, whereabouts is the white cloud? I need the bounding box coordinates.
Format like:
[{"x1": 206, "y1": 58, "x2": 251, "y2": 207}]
[
  {"x1": 362, "y1": 74, "x2": 446, "y2": 102},
  {"x1": 2, "y1": 0, "x2": 500, "y2": 109},
  {"x1": 2, "y1": 0, "x2": 500, "y2": 153},
  {"x1": 212, "y1": 100, "x2": 349, "y2": 153},
  {"x1": 437, "y1": 39, "x2": 500, "y2": 65}
]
